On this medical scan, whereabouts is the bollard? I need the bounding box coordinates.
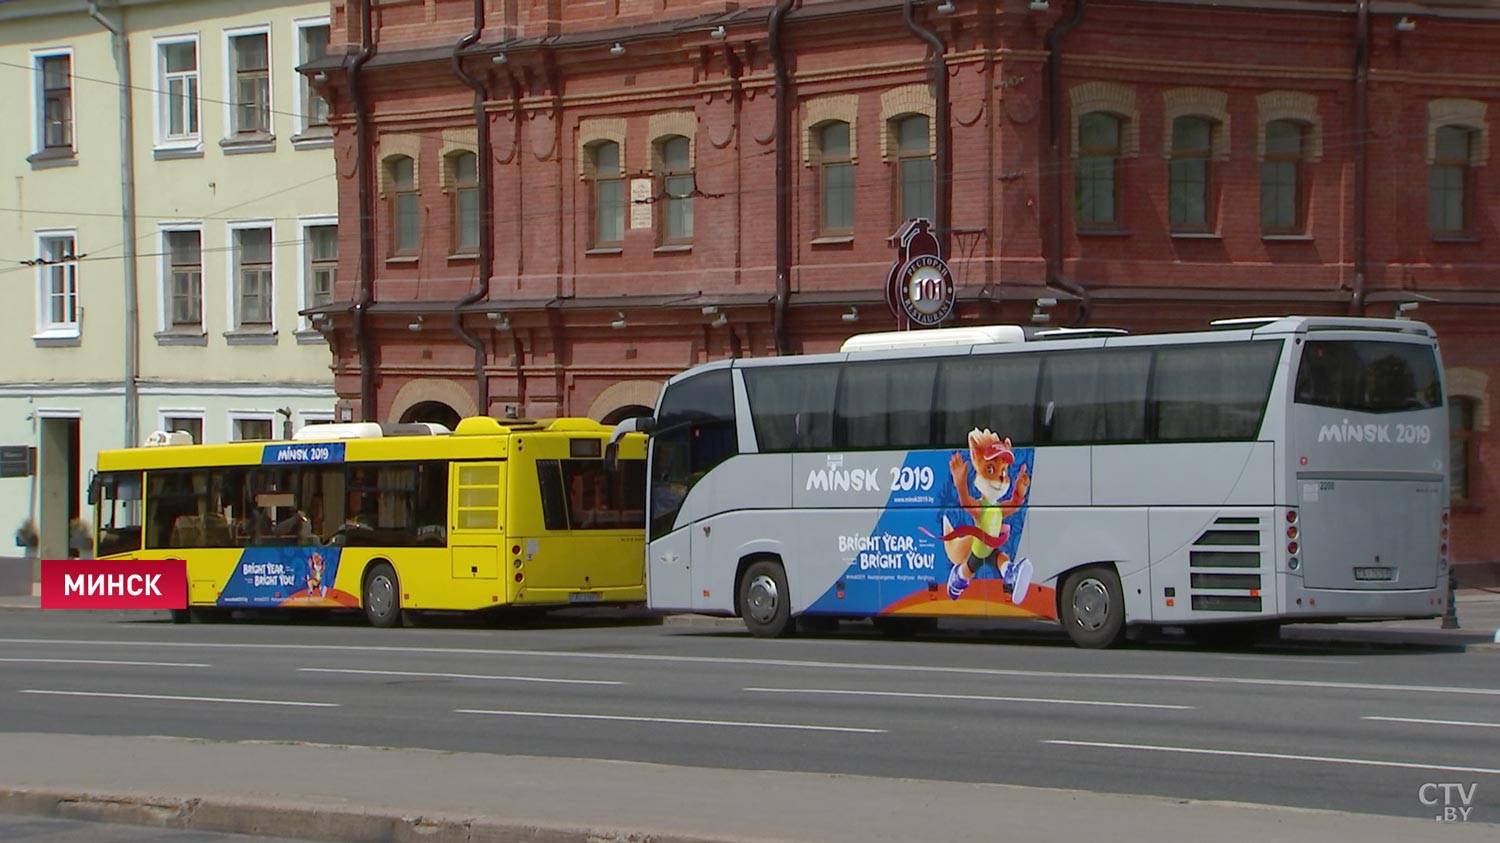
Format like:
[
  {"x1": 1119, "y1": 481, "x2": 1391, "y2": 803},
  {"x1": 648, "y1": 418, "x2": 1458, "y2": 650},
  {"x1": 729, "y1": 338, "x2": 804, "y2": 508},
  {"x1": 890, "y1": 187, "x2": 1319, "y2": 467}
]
[{"x1": 1441, "y1": 573, "x2": 1460, "y2": 629}]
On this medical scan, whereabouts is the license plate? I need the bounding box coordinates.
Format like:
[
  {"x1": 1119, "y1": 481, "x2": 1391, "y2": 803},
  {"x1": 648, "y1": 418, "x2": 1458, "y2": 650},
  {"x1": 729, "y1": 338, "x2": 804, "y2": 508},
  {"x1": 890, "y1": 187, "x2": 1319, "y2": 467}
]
[
  {"x1": 1354, "y1": 566, "x2": 1394, "y2": 581},
  {"x1": 568, "y1": 592, "x2": 602, "y2": 603}
]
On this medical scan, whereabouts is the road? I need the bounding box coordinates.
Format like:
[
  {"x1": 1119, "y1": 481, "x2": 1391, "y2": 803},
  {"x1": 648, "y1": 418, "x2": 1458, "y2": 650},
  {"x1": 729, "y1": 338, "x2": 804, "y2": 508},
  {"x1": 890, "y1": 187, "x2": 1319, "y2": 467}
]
[{"x1": 0, "y1": 608, "x2": 1495, "y2": 827}]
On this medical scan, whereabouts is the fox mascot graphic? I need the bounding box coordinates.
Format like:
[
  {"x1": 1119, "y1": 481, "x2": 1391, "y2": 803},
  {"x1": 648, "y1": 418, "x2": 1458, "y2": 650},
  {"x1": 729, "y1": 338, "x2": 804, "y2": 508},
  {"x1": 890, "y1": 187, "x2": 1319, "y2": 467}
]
[{"x1": 941, "y1": 428, "x2": 1033, "y2": 603}]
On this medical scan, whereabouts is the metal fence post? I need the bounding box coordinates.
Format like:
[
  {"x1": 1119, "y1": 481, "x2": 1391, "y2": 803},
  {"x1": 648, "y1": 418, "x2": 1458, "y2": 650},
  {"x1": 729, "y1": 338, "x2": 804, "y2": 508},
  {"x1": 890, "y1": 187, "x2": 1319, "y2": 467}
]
[{"x1": 1441, "y1": 574, "x2": 1460, "y2": 629}]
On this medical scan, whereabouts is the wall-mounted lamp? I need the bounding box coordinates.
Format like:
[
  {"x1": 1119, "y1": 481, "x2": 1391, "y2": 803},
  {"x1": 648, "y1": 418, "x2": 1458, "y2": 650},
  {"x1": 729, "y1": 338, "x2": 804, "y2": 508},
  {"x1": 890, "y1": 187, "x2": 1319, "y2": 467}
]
[
  {"x1": 338, "y1": 403, "x2": 354, "y2": 423},
  {"x1": 611, "y1": 311, "x2": 627, "y2": 329},
  {"x1": 407, "y1": 314, "x2": 424, "y2": 332},
  {"x1": 609, "y1": 42, "x2": 626, "y2": 57},
  {"x1": 710, "y1": 313, "x2": 728, "y2": 328},
  {"x1": 312, "y1": 71, "x2": 328, "y2": 84},
  {"x1": 936, "y1": 1, "x2": 956, "y2": 13},
  {"x1": 709, "y1": 25, "x2": 727, "y2": 39},
  {"x1": 492, "y1": 52, "x2": 508, "y2": 64},
  {"x1": 842, "y1": 306, "x2": 859, "y2": 323},
  {"x1": 1029, "y1": 0, "x2": 1050, "y2": 10},
  {"x1": 487, "y1": 311, "x2": 510, "y2": 330},
  {"x1": 1395, "y1": 17, "x2": 1416, "y2": 32}
]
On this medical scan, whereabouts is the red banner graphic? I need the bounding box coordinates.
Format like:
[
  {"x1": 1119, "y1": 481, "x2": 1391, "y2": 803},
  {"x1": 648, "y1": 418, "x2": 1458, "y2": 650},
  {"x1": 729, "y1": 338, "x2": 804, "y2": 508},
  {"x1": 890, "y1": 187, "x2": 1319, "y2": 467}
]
[{"x1": 40, "y1": 560, "x2": 188, "y2": 610}]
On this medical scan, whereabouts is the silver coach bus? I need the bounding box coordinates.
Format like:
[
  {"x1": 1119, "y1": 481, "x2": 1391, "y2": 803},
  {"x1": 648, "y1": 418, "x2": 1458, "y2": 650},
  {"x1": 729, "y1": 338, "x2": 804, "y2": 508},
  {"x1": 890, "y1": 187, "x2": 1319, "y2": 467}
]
[{"x1": 612, "y1": 316, "x2": 1449, "y2": 648}]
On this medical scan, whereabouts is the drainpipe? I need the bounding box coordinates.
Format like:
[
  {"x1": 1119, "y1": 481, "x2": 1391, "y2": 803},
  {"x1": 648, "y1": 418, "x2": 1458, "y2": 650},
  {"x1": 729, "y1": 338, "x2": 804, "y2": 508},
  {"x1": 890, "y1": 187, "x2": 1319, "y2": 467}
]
[
  {"x1": 769, "y1": 0, "x2": 798, "y2": 355},
  {"x1": 1044, "y1": 0, "x2": 1091, "y2": 324},
  {"x1": 453, "y1": 0, "x2": 492, "y2": 414},
  {"x1": 348, "y1": 0, "x2": 378, "y2": 420},
  {"x1": 902, "y1": 0, "x2": 950, "y2": 259},
  {"x1": 1350, "y1": 0, "x2": 1368, "y2": 315},
  {"x1": 87, "y1": 2, "x2": 139, "y2": 448}
]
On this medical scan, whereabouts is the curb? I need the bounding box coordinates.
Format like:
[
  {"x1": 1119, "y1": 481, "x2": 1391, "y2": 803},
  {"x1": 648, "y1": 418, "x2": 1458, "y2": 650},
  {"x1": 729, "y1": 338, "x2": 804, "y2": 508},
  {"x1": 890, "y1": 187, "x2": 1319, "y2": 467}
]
[{"x1": 0, "y1": 787, "x2": 741, "y2": 843}]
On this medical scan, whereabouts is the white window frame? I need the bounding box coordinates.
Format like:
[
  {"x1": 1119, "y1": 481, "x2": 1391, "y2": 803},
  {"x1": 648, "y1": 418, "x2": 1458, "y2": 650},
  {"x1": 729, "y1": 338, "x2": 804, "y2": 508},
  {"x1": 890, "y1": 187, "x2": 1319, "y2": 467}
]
[
  {"x1": 226, "y1": 220, "x2": 276, "y2": 333},
  {"x1": 296, "y1": 409, "x2": 334, "y2": 433},
  {"x1": 153, "y1": 34, "x2": 201, "y2": 150},
  {"x1": 292, "y1": 16, "x2": 331, "y2": 137},
  {"x1": 32, "y1": 47, "x2": 75, "y2": 155},
  {"x1": 296, "y1": 215, "x2": 337, "y2": 330},
  {"x1": 228, "y1": 410, "x2": 277, "y2": 443},
  {"x1": 158, "y1": 409, "x2": 207, "y2": 444},
  {"x1": 223, "y1": 25, "x2": 273, "y2": 139},
  {"x1": 157, "y1": 222, "x2": 205, "y2": 334},
  {"x1": 34, "y1": 228, "x2": 81, "y2": 339}
]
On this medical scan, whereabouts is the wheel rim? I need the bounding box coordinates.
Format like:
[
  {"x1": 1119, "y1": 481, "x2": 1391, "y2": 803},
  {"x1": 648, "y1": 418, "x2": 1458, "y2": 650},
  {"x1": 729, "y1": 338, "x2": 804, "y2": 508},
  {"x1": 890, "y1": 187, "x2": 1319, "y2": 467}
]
[
  {"x1": 745, "y1": 573, "x2": 780, "y2": 625},
  {"x1": 1070, "y1": 577, "x2": 1111, "y2": 631},
  {"x1": 367, "y1": 574, "x2": 395, "y2": 617}
]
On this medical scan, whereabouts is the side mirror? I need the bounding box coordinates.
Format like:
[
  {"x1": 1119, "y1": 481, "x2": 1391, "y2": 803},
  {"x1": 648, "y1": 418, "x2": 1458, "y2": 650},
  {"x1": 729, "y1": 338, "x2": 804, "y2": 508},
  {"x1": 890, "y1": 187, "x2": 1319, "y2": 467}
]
[
  {"x1": 86, "y1": 471, "x2": 101, "y2": 506},
  {"x1": 605, "y1": 415, "x2": 655, "y2": 472}
]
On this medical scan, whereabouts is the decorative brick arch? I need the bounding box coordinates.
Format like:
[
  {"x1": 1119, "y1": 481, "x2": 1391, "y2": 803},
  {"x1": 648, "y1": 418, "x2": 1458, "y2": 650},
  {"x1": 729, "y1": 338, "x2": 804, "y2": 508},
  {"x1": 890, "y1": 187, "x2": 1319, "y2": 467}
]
[
  {"x1": 378, "y1": 134, "x2": 421, "y2": 195},
  {"x1": 440, "y1": 127, "x2": 477, "y2": 191},
  {"x1": 1447, "y1": 367, "x2": 1491, "y2": 432},
  {"x1": 578, "y1": 116, "x2": 627, "y2": 180},
  {"x1": 879, "y1": 85, "x2": 935, "y2": 162},
  {"x1": 803, "y1": 94, "x2": 860, "y2": 167},
  {"x1": 388, "y1": 378, "x2": 477, "y2": 425},
  {"x1": 1068, "y1": 81, "x2": 1140, "y2": 158},
  {"x1": 1426, "y1": 98, "x2": 1489, "y2": 166},
  {"x1": 586, "y1": 379, "x2": 663, "y2": 422},
  {"x1": 1161, "y1": 87, "x2": 1231, "y2": 160},
  {"x1": 1256, "y1": 91, "x2": 1323, "y2": 162},
  {"x1": 648, "y1": 111, "x2": 698, "y2": 172}
]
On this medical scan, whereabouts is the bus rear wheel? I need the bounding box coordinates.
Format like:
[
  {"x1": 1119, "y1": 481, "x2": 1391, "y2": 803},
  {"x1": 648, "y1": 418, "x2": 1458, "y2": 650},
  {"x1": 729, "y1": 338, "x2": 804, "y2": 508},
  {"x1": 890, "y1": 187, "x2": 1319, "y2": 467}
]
[
  {"x1": 363, "y1": 563, "x2": 402, "y2": 628},
  {"x1": 739, "y1": 560, "x2": 793, "y2": 638},
  {"x1": 1059, "y1": 566, "x2": 1126, "y2": 649}
]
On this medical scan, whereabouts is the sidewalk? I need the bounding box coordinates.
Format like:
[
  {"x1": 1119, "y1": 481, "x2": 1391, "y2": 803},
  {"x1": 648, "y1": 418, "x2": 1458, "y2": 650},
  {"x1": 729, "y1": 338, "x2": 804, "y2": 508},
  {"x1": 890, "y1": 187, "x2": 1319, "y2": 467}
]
[{"x1": 0, "y1": 733, "x2": 1495, "y2": 843}]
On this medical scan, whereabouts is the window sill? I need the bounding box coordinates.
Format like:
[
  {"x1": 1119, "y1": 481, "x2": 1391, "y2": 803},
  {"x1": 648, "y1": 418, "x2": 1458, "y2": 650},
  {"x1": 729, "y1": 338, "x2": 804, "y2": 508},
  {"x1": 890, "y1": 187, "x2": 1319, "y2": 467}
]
[
  {"x1": 223, "y1": 329, "x2": 278, "y2": 346},
  {"x1": 810, "y1": 235, "x2": 854, "y2": 245},
  {"x1": 385, "y1": 255, "x2": 419, "y2": 266},
  {"x1": 291, "y1": 129, "x2": 333, "y2": 150},
  {"x1": 1262, "y1": 234, "x2": 1313, "y2": 242},
  {"x1": 585, "y1": 247, "x2": 623, "y2": 256},
  {"x1": 154, "y1": 144, "x2": 204, "y2": 160},
  {"x1": 27, "y1": 149, "x2": 77, "y2": 169},
  {"x1": 447, "y1": 253, "x2": 478, "y2": 263},
  {"x1": 1170, "y1": 232, "x2": 1222, "y2": 240},
  {"x1": 294, "y1": 328, "x2": 330, "y2": 345},
  {"x1": 220, "y1": 134, "x2": 276, "y2": 155},
  {"x1": 32, "y1": 331, "x2": 81, "y2": 348},
  {"x1": 154, "y1": 330, "x2": 208, "y2": 347},
  {"x1": 1077, "y1": 227, "x2": 1131, "y2": 237},
  {"x1": 653, "y1": 243, "x2": 693, "y2": 254},
  {"x1": 1432, "y1": 234, "x2": 1480, "y2": 244}
]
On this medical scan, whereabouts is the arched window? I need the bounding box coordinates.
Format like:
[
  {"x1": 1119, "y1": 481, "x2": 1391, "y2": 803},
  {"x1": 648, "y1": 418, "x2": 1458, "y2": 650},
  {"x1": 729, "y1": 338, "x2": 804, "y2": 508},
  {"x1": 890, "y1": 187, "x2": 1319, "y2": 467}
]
[
  {"x1": 448, "y1": 151, "x2": 479, "y2": 255},
  {"x1": 385, "y1": 155, "x2": 418, "y2": 256},
  {"x1": 892, "y1": 114, "x2": 933, "y2": 224},
  {"x1": 816, "y1": 121, "x2": 854, "y2": 236},
  {"x1": 588, "y1": 141, "x2": 624, "y2": 248},
  {"x1": 1430, "y1": 125, "x2": 1473, "y2": 237},
  {"x1": 1169, "y1": 116, "x2": 1214, "y2": 232},
  {"x1": 1260, "y1": 119, "x2": 1306, "y2": 234},
  {"x1": 1075, "y1": 112, "x2": 1121, "y2": 228},
  {"x1": 657, "y1": 135, "x2": 693, "y2": 244},
  {"x1": 1450, "y1": 396, "x2": 1476, "y2": 505}
]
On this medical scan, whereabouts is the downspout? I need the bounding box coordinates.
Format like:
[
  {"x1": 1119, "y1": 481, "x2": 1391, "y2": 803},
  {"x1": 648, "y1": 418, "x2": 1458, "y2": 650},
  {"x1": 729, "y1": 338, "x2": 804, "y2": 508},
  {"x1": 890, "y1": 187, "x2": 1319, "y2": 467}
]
[
  {"x1": 348, "y1": 0, "x2": 378, "y2": 420},
  {"x1": 1044, "y1": 0, "x2": 1091, "y2": 324},
  {"x1": 1350, "y1": 0, "x2": 1368, "y2": 314},
  {"x1": 87, "y1": 2, "x2": 139, "y2": 448},
  {"x1": 902, "y1": 0, "x2": 950, "y2": 259},
  {"x1": 769, "y1": 0, "x2": 797, "y2": 355},
  {"x1": 452, "y1": 0, "x2": 492, "y2": 414}
]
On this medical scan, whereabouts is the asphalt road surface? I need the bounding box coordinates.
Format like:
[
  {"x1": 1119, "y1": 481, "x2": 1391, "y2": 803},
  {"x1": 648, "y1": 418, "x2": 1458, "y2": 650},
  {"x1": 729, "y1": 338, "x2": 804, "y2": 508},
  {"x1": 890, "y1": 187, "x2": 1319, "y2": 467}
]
[{"x1": 0, "y1": 608, "x2": 1495, "y2": 824}]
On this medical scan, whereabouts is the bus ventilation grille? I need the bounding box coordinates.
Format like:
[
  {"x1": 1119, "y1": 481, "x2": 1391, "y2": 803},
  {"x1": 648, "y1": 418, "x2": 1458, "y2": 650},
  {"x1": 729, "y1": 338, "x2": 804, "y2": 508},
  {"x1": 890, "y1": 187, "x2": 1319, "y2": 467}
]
[{"x1": 1188, "y1": 516, "x2": 1263, "y2": 612}]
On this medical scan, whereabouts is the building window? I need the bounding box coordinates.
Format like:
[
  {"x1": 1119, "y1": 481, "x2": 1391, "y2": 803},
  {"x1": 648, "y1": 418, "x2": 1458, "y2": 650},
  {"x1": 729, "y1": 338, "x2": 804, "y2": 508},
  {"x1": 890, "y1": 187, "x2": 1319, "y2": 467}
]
[
  {"x1": 1450, "y1": 397, "x2": 1476, "y2": 506},
  {"x1": 306, "y1": 224, "x2": 336, "y2": 309},
  {"x1": 1075, "y1": 112, "x2": 1121, "y2": 228},
  {"x1": 816, "y1": 121, "x2": 854, "y2": 236},
  {"x1": 233, "y1": 227, "x2": 273, "y2": 327},
  {"x1": 588, "y1": 141, "x2": 625, "y2": 248},
  {"x1": 893, "y1": 114, "x2": 933, "y2": 223},
  {"x1": 157, "y1": 39, "x2": 199, "y2": 145},
  {"x1": 1260, "y1": 119, "x2": 1306, "y2": 234},
  {"x1": 1169, "y1": 116, "x2": 1214, "y2": 231},
  {"x1": 385, "y1": 155, "x2": 419, "y2": 256},
  {"x1": 36, "y1": 54, "x2": 73, "y2": 153},
  {"x1": 166, "y1": 230, "x2": 203, "y2": 328},
  {"x1": 1430, "y1": 126, "x2": 1473, "y2": 237},
  {"x1": 296, "y1": 21, "x2": 330, "y2": 132},
  {"x1": 229, "y1": 32, "x2": 271, "y2": 135},
  {"x1": 232, "y1": 416, "x2": 274, "y2": 442},
  {"x1": 163, "y1": 415, "x2": 204, "y2": 445},
  {"x1": 36, "y1": 233, "x2": 79, "y2": 336},
  {"x1": 657, "y1": 135, "x2": 693, "y2": 244},
  {"x1": 448, "y1": 152, "x2": 479, "y2": 255}
]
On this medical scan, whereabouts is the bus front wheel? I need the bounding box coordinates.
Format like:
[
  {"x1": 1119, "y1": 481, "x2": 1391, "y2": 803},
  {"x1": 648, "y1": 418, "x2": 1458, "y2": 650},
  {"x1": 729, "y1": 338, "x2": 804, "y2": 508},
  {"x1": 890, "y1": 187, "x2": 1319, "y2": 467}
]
[
  {"x1": 363, "y1": 563, "x2": 402, "y2": 629},
  {"x1": 739, "y1": 560, "x2": 793, "y2": 638},
  {"x1": 1059, "y1": 566, "x2": 1126, "y2": 649}
]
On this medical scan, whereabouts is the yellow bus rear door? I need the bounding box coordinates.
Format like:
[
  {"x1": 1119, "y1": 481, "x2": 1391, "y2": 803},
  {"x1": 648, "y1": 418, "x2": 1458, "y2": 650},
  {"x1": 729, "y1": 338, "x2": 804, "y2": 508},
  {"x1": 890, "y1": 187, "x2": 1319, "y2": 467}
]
[{"x1": 450, "y1": 462, "x2": 506, "y2": 581}]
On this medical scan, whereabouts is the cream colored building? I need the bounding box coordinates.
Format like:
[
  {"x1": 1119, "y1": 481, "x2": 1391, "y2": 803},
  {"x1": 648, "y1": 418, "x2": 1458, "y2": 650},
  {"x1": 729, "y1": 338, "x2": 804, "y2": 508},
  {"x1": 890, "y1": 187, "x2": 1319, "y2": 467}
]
[{"x1": 0, "y1": 0, "x2": 338, "y2": 562}]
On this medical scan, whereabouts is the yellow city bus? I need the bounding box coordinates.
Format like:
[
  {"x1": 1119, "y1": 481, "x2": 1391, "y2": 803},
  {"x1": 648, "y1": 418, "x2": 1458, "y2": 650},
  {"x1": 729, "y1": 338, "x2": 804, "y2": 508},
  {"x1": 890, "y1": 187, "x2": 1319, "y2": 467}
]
[{"x1": 90, "y1": 417, "x2": 647, "y2": 627}]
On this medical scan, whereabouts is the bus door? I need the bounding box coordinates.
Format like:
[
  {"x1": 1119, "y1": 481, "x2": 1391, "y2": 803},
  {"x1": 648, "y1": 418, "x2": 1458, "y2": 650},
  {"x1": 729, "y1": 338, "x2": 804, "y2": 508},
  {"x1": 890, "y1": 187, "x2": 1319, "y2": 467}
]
[{"x1": 450, "y1": 462, "x2": 505, "y2": 581}]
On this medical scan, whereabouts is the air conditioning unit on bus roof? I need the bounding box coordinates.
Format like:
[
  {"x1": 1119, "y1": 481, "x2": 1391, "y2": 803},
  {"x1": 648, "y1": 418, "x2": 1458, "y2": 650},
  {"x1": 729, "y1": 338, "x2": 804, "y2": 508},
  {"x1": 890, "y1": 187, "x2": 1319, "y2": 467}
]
[
  {"x1": 291, "y1": 421, "x2": 452, "y2": 441},
  {"x1": 840, "y1": 324, "x2": 1027, "y2": 352}
]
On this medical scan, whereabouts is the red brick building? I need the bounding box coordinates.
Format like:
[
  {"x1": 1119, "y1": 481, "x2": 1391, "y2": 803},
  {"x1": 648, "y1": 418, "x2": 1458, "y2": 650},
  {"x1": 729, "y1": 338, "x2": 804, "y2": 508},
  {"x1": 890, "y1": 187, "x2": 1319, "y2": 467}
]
[{"x1": 304, "y1": 0, "x2": 1496, "y2": 574}]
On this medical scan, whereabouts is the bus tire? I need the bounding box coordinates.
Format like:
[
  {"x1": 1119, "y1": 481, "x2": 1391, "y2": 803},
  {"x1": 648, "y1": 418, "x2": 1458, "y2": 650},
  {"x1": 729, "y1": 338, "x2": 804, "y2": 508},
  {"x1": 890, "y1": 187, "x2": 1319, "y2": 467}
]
[
  {"x1": 363, "y1": 563, "x2": 402, "y2": 629},
  {"x1": 1059, "y1": 565, "x2": 1126, "y2": 649},
  {"x1": 739, "y1": 560, "x2": 793, "y2": 638}
]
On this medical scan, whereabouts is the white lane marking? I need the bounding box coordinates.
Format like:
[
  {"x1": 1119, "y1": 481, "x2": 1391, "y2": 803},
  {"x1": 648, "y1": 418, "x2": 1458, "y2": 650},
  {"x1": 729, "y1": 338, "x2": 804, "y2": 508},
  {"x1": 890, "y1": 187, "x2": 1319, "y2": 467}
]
[
  {"x1": 20, "y1": 690, "x2": 337, "y2": 708},
  {"x1": 0, "y1": 658, "x2": 210, "y2": 668},
  {"x1": 1221, "y1": 655, "x2": 1359, "y2": 666},
  {"x1": 2, "y1": 637, "x2": 1495, "y2": 699},
  {"x1": 744, "y1": 687, "x2": 1192, "y2": 710},
  {"x1": 300, "y1": 667, "x2": 621, "y2": 686},
  {"x1": 455, "y1": 708, "x2": 885, "y2": 734},
  {"x1": 1045, "y1": 740, "x2": 1500, "y2": 777},
  {"x1": 1364, "y1": 715, "x2": 1500, "y2": 730}
]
